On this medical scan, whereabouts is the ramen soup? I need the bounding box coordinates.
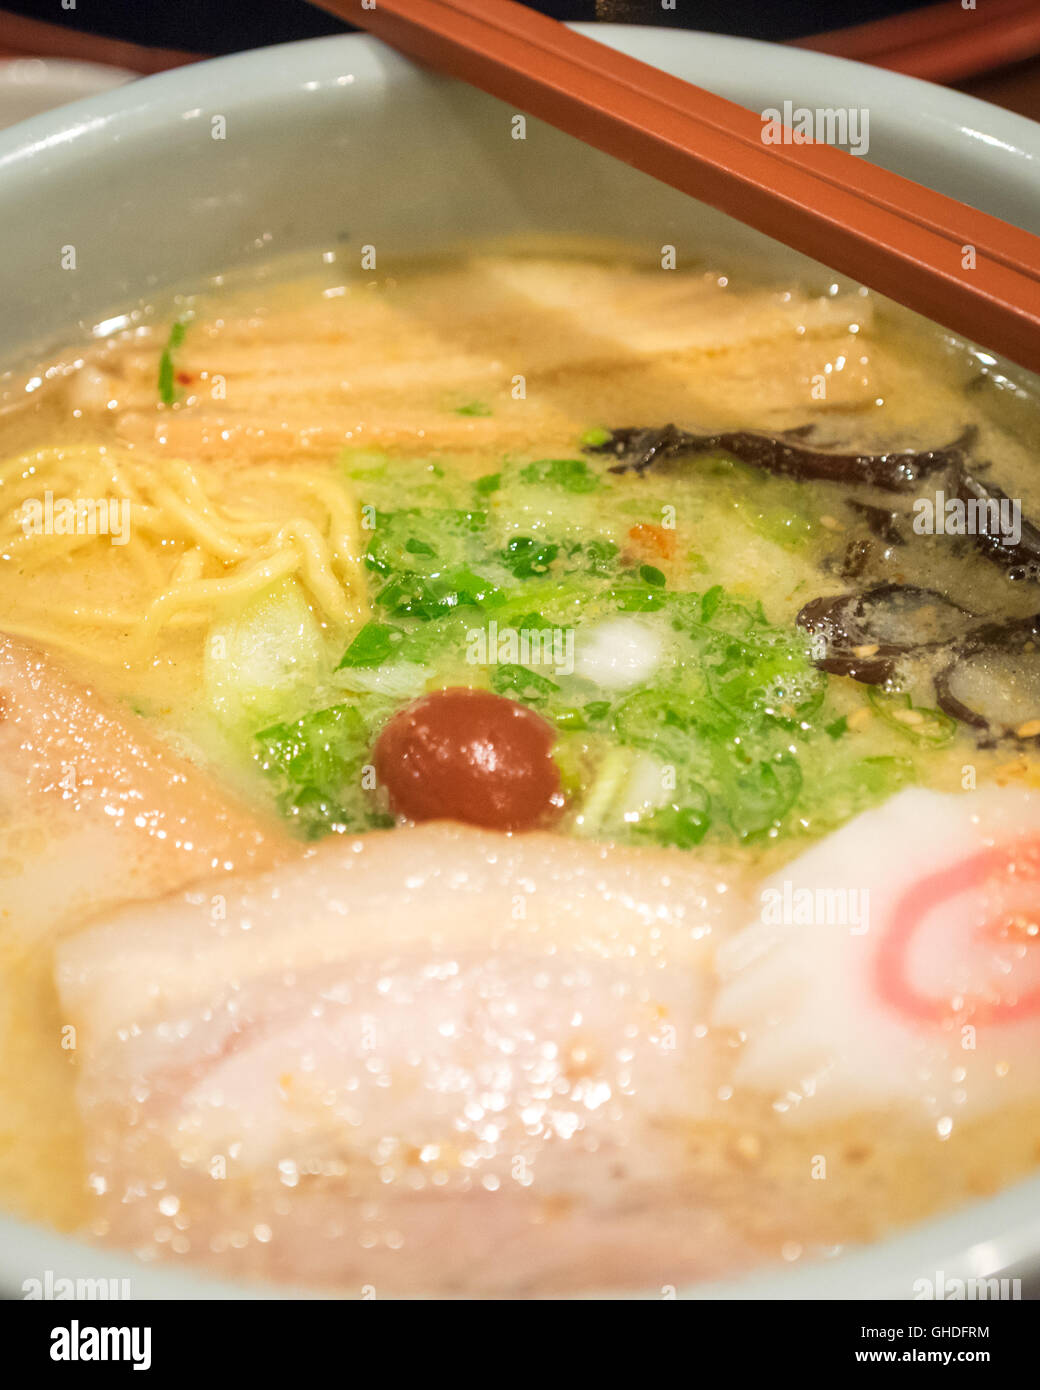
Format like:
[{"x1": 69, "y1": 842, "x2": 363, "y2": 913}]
[{"x1": 4, "y1": 249, "x2": 1040, "y2": 1295}]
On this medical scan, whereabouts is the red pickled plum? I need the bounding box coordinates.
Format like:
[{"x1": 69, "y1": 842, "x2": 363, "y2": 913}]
[{"x1": 373, "y1": 687, "x2": 563, "y2": 831}]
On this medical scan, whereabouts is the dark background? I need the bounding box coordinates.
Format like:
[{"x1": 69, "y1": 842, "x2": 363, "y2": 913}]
[
  {"x1": 4, "y1": 1, "x2": 1040, "y2": 120},
  {"x1": 0, "y1": 1, "x2": 938, "y2": 51}
]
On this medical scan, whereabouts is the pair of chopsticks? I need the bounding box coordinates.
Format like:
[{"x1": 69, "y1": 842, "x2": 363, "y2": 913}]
[{"x1": 310, "y1": 0, "x2": 1040, "y2": 378}]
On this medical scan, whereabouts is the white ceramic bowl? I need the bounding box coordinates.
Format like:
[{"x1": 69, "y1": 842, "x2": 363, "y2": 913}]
[
  {"x1": 0, "y1": 56, "x2": 134, "y2": 130},
  {"x1": 1, "y1": 27, "x2": 1039, "y2": 1300}
]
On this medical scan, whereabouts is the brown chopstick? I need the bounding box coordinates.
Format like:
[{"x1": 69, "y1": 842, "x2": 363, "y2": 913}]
[
  {"x1": 308, "y1": 0, "x2": 1040, "y2": 377},
  {"x1": 794, "y1": 0, "x2": 1040, "y2": 85},
  {"x1": 0, "y1": 11, "x2": 202, "y2": 73}
]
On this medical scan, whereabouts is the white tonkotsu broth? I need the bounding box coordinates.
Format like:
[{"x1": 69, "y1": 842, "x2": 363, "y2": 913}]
[{"x1": 2, "y1": 248, "x2": 1040, "y2": 1293}]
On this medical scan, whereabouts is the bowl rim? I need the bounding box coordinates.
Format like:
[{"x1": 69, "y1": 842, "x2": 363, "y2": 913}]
[
  {"x1": 1, "y1": 23, "x2": 1039, "y2": 198},
  {"x1": 2, "y1": 25, "x2": 1040, "y2": 1301}
]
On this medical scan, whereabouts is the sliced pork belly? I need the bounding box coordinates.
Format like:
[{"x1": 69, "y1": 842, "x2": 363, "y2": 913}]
[
  {"x1": 714, "y1": 787, "x2": 1040, "y2": 1128},
  {"x1": 57, "y1": 826, "x2": 749, "y2": 1293},
  {"x1": 0, "y1": 635, "x2": 281, "y2": 943}
]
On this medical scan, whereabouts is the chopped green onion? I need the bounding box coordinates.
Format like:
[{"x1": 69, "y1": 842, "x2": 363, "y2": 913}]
[
  {"x1": 580, "y1": 426, "x2": 612, "y2": 448},
  {"x1": 866, "y1": 687, "x2": 957, "y2": 746},
  {"x1": 501, "y1": 536, "x2": 559, "y2": 578},
  {"x1": 519, "y1": 458, "x2": 599, "y2": 492},
  {"x1": 490, "y1": 664, "x2": 560, "y2": 704},
  {"x1": 157, "y1": 319, "x2": 187, "y2": 406},
  {"x1": 338, "y1": 621, "x2": 405, "y2": 669}
]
